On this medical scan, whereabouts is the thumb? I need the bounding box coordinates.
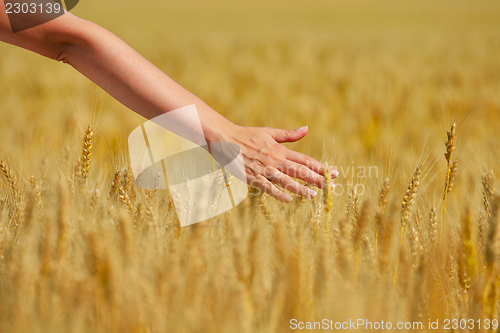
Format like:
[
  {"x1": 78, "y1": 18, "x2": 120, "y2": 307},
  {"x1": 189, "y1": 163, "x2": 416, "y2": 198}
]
[{"x1": 269, "y1": 126, "x2": 309, "y2": 143}]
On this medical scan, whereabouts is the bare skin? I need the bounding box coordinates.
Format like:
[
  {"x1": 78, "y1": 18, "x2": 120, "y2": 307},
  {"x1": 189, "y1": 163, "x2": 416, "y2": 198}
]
[{"x1": 0, "y1": 3, "x2": 338, "y2": 202}]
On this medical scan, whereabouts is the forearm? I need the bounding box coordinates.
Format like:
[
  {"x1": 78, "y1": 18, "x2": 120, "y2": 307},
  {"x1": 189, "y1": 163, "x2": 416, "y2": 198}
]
[
  {"x1": 0, "y1": 7, "x2": 336, "y2": 202},
  {"x1": 57, "y1": 16, "x2": 233, "y2": 143},
  {"x1": 0, "y1": 8, "x2": 233, "y2": 143}
]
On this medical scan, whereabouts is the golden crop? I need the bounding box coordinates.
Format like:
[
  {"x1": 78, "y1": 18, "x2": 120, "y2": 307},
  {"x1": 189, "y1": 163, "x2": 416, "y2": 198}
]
[{"x1": 0, "y1": 0, "x2": 499, "y2": 332}]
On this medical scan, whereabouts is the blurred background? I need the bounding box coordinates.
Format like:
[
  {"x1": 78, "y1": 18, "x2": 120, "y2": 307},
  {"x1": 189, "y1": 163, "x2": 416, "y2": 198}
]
[{"x1": 1, "y1": 1, "x2": 500, "y2": 331}]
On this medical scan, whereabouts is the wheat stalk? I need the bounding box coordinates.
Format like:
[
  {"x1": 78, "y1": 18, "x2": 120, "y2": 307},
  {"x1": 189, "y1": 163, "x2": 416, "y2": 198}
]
[
  {"x1": 461, "y1": 205, "x2": 477, "y2": 284},
  {"x1": 478, "y1": 172, "x2": 495, "y2": 268},
  {"x1": 377, "y1": 214, "x2": 394, "y2": 274},
  {"x1": 323, "y1": 164, "x2": 333, "y2": 243},
  {"x1": 375, "y1": 177, "x2": 391, "y2": 256},
  {"x1": 353, "y1": 200, "x2": 369, "y2": 278},
  {"x1": 482, "y1": 171, "x2": 495, "y2": 217},
  {"x1": 57, "y1": 177, "x2": 69, "y2": 264},
  {"x1": 117, "y1": 209, "x2": 133, "y2": 259},
  {"x1": 483, "y1": 196, "x2": 500, "y2": 326}
]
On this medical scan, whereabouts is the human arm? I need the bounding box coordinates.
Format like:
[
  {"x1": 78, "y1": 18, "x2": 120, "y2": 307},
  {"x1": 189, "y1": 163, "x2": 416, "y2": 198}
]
[{"x1": 0, "y1": 4, "x2": 338, "y2": 202}]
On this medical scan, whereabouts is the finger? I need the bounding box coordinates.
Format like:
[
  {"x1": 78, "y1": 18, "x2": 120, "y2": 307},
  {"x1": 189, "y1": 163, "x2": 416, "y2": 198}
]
[
  {"x1": 266, "y1": 126, "x2": 309, "y2": 143},
  {"x1": 254, "y1": 175, "x2": 292, "y2": 203},
  {"x1": 285, "y1": 150, "x2": 339, "y2": 179},
  {"x1": 264, "y1": 167, "x2": 317, "y2": 198},
  {"x1": 280, "y1": 161, "x2": 326, "y2": 189}
]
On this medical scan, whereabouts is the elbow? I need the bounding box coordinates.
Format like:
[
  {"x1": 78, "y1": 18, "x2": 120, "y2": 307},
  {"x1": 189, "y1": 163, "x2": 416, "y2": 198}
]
[
  {"x1": 53, "y1": 42, "x2": 72, "y2": 64},
  {"x1": 49, "y1": 14, "x2": 88, "y2": 65}
]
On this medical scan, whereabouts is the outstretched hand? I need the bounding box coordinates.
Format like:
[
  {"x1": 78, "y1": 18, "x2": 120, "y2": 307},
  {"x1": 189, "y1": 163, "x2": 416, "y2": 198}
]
[
  {"x1": 0, "y1": 8, "x2": 338, "y2": 203},
  {"x1": 219, "y1": 124, "x2": 338, "y2": 203}
]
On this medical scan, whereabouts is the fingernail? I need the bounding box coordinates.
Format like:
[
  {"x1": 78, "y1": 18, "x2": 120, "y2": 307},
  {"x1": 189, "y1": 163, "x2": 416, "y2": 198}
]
[
  {"x1": 285, "y1": 195, "x2": 293, "y2": 203},
  {"x1": 330, "y1": 167, "x2": 339, "y2": 178},
  {"x1": 330, "y1": 181, "x2": 336, "y2": 189},
  {"x1": 296, "y1": 126, "x2": 308, "y2": 132},
  {"x1": 308, "y1": 188, "x2": 317, "y2": 198}
]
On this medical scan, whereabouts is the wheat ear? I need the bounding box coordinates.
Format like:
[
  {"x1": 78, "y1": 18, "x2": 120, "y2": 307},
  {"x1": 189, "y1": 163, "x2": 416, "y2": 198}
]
[
  {"x1": 0, "y1": 158, "x2": 19, "y2": 199},
  {"x1": 81, "y1": 125, "x2": 94, "y2": 192},
  {"x1": 395, "y1": 165, "x2": 421, "y2": 285},
  {"x1": 110, "y1": 170, "x2": 122, "y2": 198},
  {"x1": 440, "y1": 123, "x2": 456, "y2": 243},
  {"x1": 118, "y1": 188, "x2": 134, "y2": 214},
  {"x1": 259, "y1": 194, "x2": 274, "y2": 223},
  {"x1": 30, "y1": 176, "x2": 43, "y2": 214},
  {"x1": 428, "y1": 206, "x2": 437, "y2": 247}
]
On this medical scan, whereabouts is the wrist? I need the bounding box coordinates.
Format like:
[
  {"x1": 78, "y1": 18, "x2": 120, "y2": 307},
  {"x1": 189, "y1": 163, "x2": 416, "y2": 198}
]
[{"x1": 198, "y1": 107, "x2": 239, "y2": 145}]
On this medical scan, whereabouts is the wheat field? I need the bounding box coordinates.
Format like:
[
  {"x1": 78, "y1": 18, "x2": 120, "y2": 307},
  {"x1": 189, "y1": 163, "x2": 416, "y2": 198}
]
[{"x1": 0, "y1": 0, "x2": 500, "y2": 332}]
